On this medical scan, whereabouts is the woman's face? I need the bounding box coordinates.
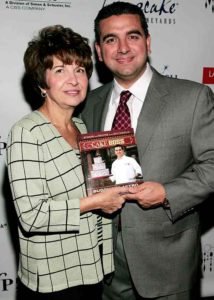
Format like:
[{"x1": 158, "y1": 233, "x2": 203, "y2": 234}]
[{"x1": 42, "y1": 56, "x2": 88, "y2": 110}]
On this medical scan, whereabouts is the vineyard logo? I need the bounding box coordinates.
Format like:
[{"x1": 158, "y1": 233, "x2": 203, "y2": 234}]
[{"x1": 102, "y1": 0, "x2": 178, "y2": 25}]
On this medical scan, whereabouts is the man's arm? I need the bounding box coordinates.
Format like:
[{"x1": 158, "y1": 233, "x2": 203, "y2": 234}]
[{"x1": 126, "y1": 85, "x2": 214, "y2": 222}]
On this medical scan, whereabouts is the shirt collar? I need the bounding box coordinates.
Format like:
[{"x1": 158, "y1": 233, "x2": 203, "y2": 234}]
[{"x1": 112, "y1": 63, "x2": 153, "y2": 103}]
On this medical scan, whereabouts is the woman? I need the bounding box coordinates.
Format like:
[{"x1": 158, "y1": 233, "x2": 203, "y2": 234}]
[{"x1": 6, "y1": 25, "x2": 127, "y2": 300}]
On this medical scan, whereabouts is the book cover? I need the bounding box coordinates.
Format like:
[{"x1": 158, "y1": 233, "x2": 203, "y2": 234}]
[{"x1": 78, "y1": 128, "x2": 143, "y2": 195}]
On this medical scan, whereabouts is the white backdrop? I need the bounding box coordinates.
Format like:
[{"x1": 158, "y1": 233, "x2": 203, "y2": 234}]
[{"x1": 0, "y1": 0, "x2": 213, "y2": 299}]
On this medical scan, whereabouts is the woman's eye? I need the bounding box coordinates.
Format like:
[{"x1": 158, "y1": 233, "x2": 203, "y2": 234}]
[
  {"x1": 55, "y1": 68, "x2": 64, "y2": 73},
  {"x1": 76, "y1": 67, "x2": 86, "y2": 73}
]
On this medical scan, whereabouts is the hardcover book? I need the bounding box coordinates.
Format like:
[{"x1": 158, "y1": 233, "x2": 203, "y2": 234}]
[{"x1": 78, "y1": 128, "x2": 143, "y2": 195}]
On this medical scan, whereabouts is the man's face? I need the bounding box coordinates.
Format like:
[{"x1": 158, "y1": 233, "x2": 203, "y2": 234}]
[
  {"x1": 114, "y1": 147, "x2": 125, "y2": 158},
  {"x1": 95, "y1": 14, "x2": 151, "y2": 89}
]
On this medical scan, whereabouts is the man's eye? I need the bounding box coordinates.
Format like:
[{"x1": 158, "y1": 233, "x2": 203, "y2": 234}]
[
  {"x1": 129, "y1": 34, "x2": 140, "y2": 40},
  {"x1": 105, "y1": 37, "x2": 116, "y2": 44}
]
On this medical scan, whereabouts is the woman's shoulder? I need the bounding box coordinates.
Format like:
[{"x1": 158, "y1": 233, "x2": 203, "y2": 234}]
[
  {"x1": 11, "y1": 111, "x2": 47, "y2": 131},
  {"x1": 8, "y1": 111, "x2": 51, "y2": 144}
]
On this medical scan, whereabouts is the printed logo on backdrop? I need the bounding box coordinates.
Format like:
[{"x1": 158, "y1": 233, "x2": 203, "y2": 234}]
[
  {"x1": 0, "y1": 137, "x2": 6, "y2": 156},
  {"x1": 0, "y1": 273, "x2": 14, "y2": 292},
  {"x1": 202, "y1": 244, "x2": 214, "y2": 273},
  {"x1": 204, "y1": 0, "x2": 214, "y2": 12},
  {"x1": 0, "y1": 222, "x2": 7, "y2": 229},
  {"x1": 161, "y1": 65, "x2": 178, "y2": 78},
  {"x1": 102, "y1": 0, "x2": 179, "y2": 25},
  {"x1": 5, "y1": 0, "x2": 72, "y2": 11},
  {"x1": 203, "y1": 67, "x2": 214, "y2": 84}
]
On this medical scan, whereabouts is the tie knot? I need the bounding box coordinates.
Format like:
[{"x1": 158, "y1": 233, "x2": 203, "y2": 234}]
[{"x1": 120, "y1": 90, "x2": 131, "y2": 105}]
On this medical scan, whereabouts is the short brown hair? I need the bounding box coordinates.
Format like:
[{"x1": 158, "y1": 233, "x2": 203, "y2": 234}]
[{"x1": 24, "y1": 25, "x2": 93, "y2": 93}]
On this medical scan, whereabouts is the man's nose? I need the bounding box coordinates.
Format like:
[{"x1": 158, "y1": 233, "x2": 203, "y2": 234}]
[{"x1": 117, "y1": 38, "x2": 130, "y2": 54}]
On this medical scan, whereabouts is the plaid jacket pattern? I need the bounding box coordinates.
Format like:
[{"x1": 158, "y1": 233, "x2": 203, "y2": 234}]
[{"x1": 6, "y1": 111, "x2": 113, "y2": 293}]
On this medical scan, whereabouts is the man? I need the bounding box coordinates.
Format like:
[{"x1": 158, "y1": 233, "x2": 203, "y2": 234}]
[
  {"x1": 81, "y1": 2, "x2": 214, "y2": 299},
  {"x1": 110, "y1": 145, "x2": 143, "y2": 184}
]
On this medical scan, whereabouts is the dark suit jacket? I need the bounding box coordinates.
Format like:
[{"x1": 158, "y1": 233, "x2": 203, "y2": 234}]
[{"x1": 81, "y1": 68, "x2": 214, "y2": 297}]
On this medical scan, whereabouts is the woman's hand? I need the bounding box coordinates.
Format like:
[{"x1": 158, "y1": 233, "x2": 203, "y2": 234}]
[{"x1": 80, "y1": 186, "x2": 128, "y2": 214}]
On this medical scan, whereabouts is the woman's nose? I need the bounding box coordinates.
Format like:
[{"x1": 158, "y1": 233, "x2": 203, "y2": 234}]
[{"x1": 67, "y1": 71, "x2": 78, "y2": 85}]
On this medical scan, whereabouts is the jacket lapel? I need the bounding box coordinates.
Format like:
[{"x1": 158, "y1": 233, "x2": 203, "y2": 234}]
[
  {"x1": 92, "y1": 83, "x2": 113, "y2": 131},
  {"x1": 136, "y1": 70, "x2": 169, "y2": 158}
]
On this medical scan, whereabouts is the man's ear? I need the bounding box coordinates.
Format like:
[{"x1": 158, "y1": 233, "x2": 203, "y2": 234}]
[
  {"x1": 146, "y1": 34, "x2": 152, "y2": 55},
  {"x1": 95, "y1": 42, "x2": 103, "y2": 62}
]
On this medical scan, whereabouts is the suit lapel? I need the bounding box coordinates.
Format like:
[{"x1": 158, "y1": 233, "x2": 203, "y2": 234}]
[
  {"x1": 91, "y1": 99, "x2": 104, "y2": 131},
  {"x1": 92, "y1": 83, "x2": 113, "y2": 131},
  {"x1": 136, "y1": 70, "x2": 169, "y2": 158}
]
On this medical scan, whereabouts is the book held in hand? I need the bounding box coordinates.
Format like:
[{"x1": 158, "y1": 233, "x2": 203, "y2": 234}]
[{"x1": 78, "y1": 128, "x2": 143, "y2": 195}]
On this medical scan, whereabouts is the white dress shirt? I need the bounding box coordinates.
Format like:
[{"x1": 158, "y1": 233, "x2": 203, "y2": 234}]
[{"x1": 104, "y1": 63, "x2": 153, "y2": 132}]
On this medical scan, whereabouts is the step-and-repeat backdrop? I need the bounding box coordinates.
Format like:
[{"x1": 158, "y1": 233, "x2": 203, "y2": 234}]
[{"x1": 0, "y1": 0, "x2": 213, "y2": 299}]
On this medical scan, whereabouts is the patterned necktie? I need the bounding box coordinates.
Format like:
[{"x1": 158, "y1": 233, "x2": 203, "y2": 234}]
[
  {"x1": 111, "y1": 91, "x2": 132, "y2": 231},
  {"x1": 112, "y1": 90, "x2": 132, "y2": 130}
]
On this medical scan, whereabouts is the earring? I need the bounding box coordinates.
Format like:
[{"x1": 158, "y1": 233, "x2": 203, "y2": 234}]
[{"x1": 41, "y1": 91, "x2": 46, "y2": 98}]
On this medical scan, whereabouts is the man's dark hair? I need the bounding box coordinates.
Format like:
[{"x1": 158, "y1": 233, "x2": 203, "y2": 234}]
[{"x1": 94, "y1": 1, "x2": 149, "y2": 43}]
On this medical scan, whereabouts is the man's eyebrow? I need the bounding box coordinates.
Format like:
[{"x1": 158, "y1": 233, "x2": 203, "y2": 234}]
[
  {"x1": 127, "y1": 30, "x2": 143, "y2": 36},
  {"x1": 102, "y1": 30, "x2": 143, "y2": 42}
]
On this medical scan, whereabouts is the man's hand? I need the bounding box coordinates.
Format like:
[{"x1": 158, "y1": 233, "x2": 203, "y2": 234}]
[{"x1": 125, "y1": 181, "x2": 166, "y2": 209}]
